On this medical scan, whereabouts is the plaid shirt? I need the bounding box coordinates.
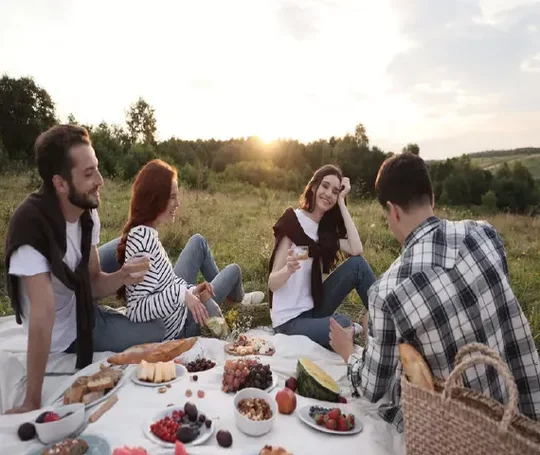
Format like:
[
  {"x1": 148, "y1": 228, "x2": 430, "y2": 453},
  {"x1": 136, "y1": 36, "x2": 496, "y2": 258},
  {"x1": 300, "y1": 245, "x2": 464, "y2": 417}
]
[{"x1": 348, "y1": 216, "x2": 540, "y2": 432}]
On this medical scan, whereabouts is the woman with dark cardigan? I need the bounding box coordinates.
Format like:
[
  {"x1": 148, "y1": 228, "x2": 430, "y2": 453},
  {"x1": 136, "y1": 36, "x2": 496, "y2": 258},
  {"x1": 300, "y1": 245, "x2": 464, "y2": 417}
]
[{"x1": 268, "y1": 164, "x2": 377, "y2": 349}]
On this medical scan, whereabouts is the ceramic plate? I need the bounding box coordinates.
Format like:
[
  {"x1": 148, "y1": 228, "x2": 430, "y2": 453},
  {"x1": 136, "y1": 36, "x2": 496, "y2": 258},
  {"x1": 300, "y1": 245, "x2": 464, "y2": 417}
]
[
  {"x1": 142, "y1": 404, "x2": 215, "y2": 448},
  {"x1": 297, "y1": 405, "x2": 363, "y2": 435},
  {"x1": 131, "y1": 364, "x2": 187, "y2": 387},
  {"x1": 26, "y1": 435, "x2": 111, "y2": 455}
]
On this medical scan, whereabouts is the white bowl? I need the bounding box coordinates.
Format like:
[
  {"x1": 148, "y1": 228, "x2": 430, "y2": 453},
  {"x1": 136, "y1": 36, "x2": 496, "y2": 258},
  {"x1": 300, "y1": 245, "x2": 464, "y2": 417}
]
[
  {"x1": 233, "y1": 388, "x2": 277, "y2": 437},
  {"x1": 35, "y1": 403, "x2": 85, "y2": 444}
]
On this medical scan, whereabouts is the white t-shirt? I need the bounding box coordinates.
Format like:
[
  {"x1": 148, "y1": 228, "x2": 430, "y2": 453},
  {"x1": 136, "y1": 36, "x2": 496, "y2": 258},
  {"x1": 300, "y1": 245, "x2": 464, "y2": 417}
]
[
  {"x1": 271, "y1": 209, "x2": 320, "y2": 328},
  {"x1": 8, "y1": 210, "x2": 101, "y2": 353}
]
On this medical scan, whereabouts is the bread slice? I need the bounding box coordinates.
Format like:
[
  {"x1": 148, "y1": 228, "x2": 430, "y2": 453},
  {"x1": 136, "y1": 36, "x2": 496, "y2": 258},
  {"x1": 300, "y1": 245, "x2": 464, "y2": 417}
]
[
  {"x1": 63, "y1": 384, "x2": 88, "y2": 405},
  {"x1": 82, "y1": 391, "x2": 105, "y2": 404},
  {"x1": 399, "y1": 343, "x2": 435, "y2": 391},
  {"x1": 87, "y1": 376, "x2": 115, "y2": 392}
]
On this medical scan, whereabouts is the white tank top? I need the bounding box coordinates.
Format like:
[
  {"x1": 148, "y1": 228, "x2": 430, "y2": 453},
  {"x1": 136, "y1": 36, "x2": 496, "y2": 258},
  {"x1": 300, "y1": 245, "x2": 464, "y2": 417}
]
[{"x1": 271, "y1": 209, "x2": 320, "y2": 328}]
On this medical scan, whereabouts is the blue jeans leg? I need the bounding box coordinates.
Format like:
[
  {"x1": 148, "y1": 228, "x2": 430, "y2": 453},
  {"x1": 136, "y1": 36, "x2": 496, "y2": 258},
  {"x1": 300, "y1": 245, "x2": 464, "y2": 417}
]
[
  {"x1": 66, "y1": 304, "x2": 166, "y2": 353},
  {"x1": 173, "y1": 234, "x2": 244, "y2": 304},
  {"x1": 98, "y1": 237, "x2": 121, "y2": 273},
  {"x1": 314, "y1": 255, "x2": 377, "y2": 318},
  {"x1": 274, "y1": 310, "x2": 351, "y2": 348}
]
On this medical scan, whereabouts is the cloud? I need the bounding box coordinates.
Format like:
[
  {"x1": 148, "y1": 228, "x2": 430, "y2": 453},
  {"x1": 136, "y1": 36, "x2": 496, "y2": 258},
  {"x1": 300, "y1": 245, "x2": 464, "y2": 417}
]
[
  {"x1": 277, "y1": 0, "x2": 321, "y2": 40},
  {"x1": 520, "y1": 53, "x2": 540, "y2": 72},
  {"x1": 388, "y1": 0, "x2": 540, "y2": 119}
]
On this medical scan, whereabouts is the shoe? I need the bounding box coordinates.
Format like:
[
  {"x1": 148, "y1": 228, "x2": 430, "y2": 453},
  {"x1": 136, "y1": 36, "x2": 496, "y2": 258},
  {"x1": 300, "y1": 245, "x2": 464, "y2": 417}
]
[{"x1": 241, "y1": 291, "x2": 265, "y2": 305}]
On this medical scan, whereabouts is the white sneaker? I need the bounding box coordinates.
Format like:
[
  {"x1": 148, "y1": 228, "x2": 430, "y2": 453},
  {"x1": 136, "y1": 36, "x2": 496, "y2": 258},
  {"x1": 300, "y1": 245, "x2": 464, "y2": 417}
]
[{"x1": 241, "y1": 291, "x2": 265, "y2": 305}]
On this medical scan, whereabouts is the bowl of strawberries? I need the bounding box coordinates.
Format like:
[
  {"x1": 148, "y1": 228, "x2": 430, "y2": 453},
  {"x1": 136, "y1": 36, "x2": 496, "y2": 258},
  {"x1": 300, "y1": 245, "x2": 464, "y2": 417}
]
[{"x1": 34, "y1": 403, "x2": 86, "y2": 444}]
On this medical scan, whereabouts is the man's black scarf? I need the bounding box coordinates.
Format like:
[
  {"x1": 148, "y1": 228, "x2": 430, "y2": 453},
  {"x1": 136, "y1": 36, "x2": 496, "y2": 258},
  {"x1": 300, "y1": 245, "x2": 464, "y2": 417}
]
[{"x1": 5, "y1": 185, "x2": 95, "y2": 368}]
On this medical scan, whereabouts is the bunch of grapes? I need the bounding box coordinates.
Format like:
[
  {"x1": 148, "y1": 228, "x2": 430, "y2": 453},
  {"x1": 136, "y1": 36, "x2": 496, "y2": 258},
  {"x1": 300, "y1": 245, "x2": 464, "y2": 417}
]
[{"x1": 222, "y1": 358, "x2": 272, "y2": 393}]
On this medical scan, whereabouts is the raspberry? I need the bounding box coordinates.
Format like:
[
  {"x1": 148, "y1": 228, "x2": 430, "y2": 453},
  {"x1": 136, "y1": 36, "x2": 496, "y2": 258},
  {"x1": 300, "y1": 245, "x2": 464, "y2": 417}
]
[{"x1": 197, "y1": 390, "x2": 205, "y2": 398}]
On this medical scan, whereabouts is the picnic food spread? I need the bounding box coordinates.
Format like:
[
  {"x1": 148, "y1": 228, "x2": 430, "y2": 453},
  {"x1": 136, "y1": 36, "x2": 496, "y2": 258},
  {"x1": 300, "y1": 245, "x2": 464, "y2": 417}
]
[{"x1": 12, "y1": 334, "x2": 362, "y2": 453}]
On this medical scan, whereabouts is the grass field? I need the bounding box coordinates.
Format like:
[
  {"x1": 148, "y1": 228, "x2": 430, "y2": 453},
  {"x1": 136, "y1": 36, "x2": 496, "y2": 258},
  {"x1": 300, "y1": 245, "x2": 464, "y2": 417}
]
[
  {"x1": 470, "y1": 153, "x2": 540, "y2": 179},
  {"x1": 2, "y1": 173, "x2": 540, "y2": 351}
]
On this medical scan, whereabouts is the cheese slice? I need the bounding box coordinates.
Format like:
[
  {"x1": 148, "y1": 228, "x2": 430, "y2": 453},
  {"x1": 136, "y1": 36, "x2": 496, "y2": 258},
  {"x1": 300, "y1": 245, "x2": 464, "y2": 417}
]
[
  {"x1": 137, "y1": 360, "x2": 149, "y2": 381},
  {"x1": 154, "y1": 362, "x2": 163, "y2": 383}
]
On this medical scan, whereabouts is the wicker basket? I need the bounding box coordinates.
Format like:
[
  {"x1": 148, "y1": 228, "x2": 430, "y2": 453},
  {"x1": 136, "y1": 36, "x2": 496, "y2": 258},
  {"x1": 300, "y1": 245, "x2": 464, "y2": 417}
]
[{"x1": 402, "y1": 343, "x2": 540, "y2": 455}]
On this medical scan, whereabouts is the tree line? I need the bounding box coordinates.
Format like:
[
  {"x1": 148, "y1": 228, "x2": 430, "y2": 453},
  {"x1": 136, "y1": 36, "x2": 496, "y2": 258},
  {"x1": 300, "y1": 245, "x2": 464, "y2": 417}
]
[{"x1": 0, "y1": 74, "x2": 537, "y2": 214}]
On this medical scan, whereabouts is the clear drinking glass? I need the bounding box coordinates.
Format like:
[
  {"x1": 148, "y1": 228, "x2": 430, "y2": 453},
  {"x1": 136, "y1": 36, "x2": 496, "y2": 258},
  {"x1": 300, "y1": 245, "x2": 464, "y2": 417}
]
[
  {"x1": 128, "y1": 252, "x2": 151, "y2": 277},
  {"x1": 293, "y1": 246, "x2": 309, "y2": 261}
]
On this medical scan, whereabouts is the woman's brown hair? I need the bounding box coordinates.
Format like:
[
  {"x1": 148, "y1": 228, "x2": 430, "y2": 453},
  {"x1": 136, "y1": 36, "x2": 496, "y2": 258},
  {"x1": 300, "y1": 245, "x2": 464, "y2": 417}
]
[
  {"x1": 299, "y1": 164, "x2": 347, "y2": 272},
  {"x1": 116, "y1": 159, "x2": 178, "y2": 300}
]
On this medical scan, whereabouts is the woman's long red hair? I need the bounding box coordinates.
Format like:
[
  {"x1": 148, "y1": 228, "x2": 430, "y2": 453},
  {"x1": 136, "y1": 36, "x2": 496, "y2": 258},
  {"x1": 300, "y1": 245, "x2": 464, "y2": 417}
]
[{"x1": 116, "y1": 159, "x2": 178, "y2": 300}]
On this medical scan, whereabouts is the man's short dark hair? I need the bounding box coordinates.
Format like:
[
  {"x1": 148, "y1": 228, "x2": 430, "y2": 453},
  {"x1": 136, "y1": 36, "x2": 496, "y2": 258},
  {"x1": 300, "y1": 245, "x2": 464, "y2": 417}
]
[
  {"x1": 375, "y1": 152, "x2": 433, "y2": 210},
  {"x1": 35, "y1": 124, "x2": 91, "y2": 192}
]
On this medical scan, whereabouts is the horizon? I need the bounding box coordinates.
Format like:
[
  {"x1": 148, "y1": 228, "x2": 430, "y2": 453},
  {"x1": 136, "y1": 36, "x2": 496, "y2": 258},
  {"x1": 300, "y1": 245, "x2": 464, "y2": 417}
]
[{"x1": 1, "y1": 0, "x2": 539, "y2": 159}]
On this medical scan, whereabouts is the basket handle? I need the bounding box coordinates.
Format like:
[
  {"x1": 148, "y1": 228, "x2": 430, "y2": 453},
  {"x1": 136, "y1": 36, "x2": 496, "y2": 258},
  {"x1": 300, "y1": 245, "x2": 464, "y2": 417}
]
[
  {"x1": 442, "y1": 353, "x2": 519, "y2": 431},
  {"x1": 454, "y1": 342, "x2": 503, "y2": 366}
]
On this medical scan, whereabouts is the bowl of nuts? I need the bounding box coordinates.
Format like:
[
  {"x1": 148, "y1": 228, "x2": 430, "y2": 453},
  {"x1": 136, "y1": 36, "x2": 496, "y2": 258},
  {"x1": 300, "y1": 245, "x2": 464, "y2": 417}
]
[{"x1": 233, "y1": 388, "x2": 277, "y2": 436}]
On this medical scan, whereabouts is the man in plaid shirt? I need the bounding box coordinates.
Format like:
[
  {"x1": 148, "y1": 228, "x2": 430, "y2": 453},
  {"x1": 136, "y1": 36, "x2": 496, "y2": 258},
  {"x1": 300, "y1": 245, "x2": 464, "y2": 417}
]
[{"x1": 330, "y1": 153, "x2": 540, "y2": 432}]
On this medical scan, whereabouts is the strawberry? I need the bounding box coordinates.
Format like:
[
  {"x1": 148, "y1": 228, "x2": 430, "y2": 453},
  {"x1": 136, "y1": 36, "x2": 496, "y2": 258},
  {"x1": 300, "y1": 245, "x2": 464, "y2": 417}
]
[
  {"x1": 327, "y1": 408, "x2": 341, "y2": 421},
  {"x1": 325, "y1": 419, "x2": 337, "y2": 430},
  {"x1": 43, "y1": 412, "x2": 60, "y2": 423},
  {"x1": 323, "y1": 414, "x2": 330, "y2": 424},
  {"x1": 346, "y1": 414, "x2": 355, "y2": 428},
  {"x1": 314, "y1": 414, "x2": 325, "y2": 426},
  {"x1": 337, "y1": 416, "x2": 348, "y2": 432}
]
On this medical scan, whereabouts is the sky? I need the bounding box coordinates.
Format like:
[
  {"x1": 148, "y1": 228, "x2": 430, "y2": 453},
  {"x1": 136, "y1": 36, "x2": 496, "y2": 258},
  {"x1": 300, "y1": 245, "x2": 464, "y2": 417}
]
[{"x1": 1, "y1": 0, "x2": 539, "y2": 159}]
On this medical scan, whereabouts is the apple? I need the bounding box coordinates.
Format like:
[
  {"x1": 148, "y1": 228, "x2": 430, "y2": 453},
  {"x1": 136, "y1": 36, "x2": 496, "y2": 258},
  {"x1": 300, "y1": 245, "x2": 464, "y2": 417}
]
[
  {"x1": 285, "y1": 377, "x2": 297, "y2": 392},
  {"x1": 276, "y1": 387, "x2": 297, "y2": 415}
]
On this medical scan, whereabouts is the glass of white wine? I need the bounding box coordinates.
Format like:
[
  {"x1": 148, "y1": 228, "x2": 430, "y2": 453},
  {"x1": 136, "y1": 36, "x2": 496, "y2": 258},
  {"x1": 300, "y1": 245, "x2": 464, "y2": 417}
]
[{"x1": 294, "y1": 246, "x2": 309, "y2": 261}]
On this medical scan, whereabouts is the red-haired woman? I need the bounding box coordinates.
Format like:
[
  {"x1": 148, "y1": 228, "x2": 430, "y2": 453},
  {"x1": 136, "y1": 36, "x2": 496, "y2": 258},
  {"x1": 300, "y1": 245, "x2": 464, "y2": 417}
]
[
  {"x1": 268, "y1": 164, "x2": 376, "y2": 350},
  {"x1": 99, "y1": 159, "x2": 264, "y2": 339}
]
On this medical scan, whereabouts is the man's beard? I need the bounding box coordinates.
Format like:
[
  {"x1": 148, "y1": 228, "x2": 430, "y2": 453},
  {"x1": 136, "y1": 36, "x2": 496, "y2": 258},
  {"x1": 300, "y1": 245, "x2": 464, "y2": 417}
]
[{"x1": 68, "y1": 182, "x2": 100, "y2": 210}]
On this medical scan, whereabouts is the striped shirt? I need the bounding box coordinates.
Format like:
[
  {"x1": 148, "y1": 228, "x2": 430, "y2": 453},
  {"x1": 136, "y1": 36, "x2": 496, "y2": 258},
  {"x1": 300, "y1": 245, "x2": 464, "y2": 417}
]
[
  {"x1": 348, "y1": 217, "x2": 540, "y2": 432},
  {"x1": 124, "y1": 225, "x2": 189, "y2": 340}
]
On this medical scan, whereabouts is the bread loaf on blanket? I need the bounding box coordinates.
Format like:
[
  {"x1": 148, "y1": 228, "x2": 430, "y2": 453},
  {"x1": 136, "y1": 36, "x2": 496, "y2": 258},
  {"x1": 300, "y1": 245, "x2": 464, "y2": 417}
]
[
  {"x1": 107, "y1": 338, "x2": 197, "y2": 365},
  {"x1": 399, "y1": 343, "x2": 435, "y2": 391}
]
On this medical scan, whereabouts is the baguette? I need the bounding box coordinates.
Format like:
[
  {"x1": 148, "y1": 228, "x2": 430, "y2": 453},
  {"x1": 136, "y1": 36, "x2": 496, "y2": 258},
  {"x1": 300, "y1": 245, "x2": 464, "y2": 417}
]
[
  {"x1": 399, "y1": 343, "x2": 435, "y2": 391},
  {"x1": 88, "y1": 394, "x2": 118, "y2": 423},
  {"x1": 107, "y1": 338, "x2": 197, "y2": 365}
]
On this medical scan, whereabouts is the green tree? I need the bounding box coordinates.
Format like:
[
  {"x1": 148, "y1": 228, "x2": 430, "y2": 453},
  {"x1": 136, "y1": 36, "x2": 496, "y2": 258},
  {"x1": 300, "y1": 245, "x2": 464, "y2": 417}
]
[
  {"x1": 481, "y1": 191, "x2": 497, "y2": 212},
  {"x1": 354, "y1": 123, "x2": 369, "y2": 147},
  {"x1": 402, "y1": 143, "x2": 420, "y2": 155},
  {"x1": 125, "y1": 97, "x2": 157, "y2": 145},
  {"x1": 0, "y1": 75, "x2": 57, "y2": 163}
]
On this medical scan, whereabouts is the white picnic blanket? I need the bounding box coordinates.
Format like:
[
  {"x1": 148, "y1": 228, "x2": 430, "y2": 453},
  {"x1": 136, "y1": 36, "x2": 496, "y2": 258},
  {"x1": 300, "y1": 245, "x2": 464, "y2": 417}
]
[{"x1": 0, "y1": 316, "x2": 405, "y2": 455}]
